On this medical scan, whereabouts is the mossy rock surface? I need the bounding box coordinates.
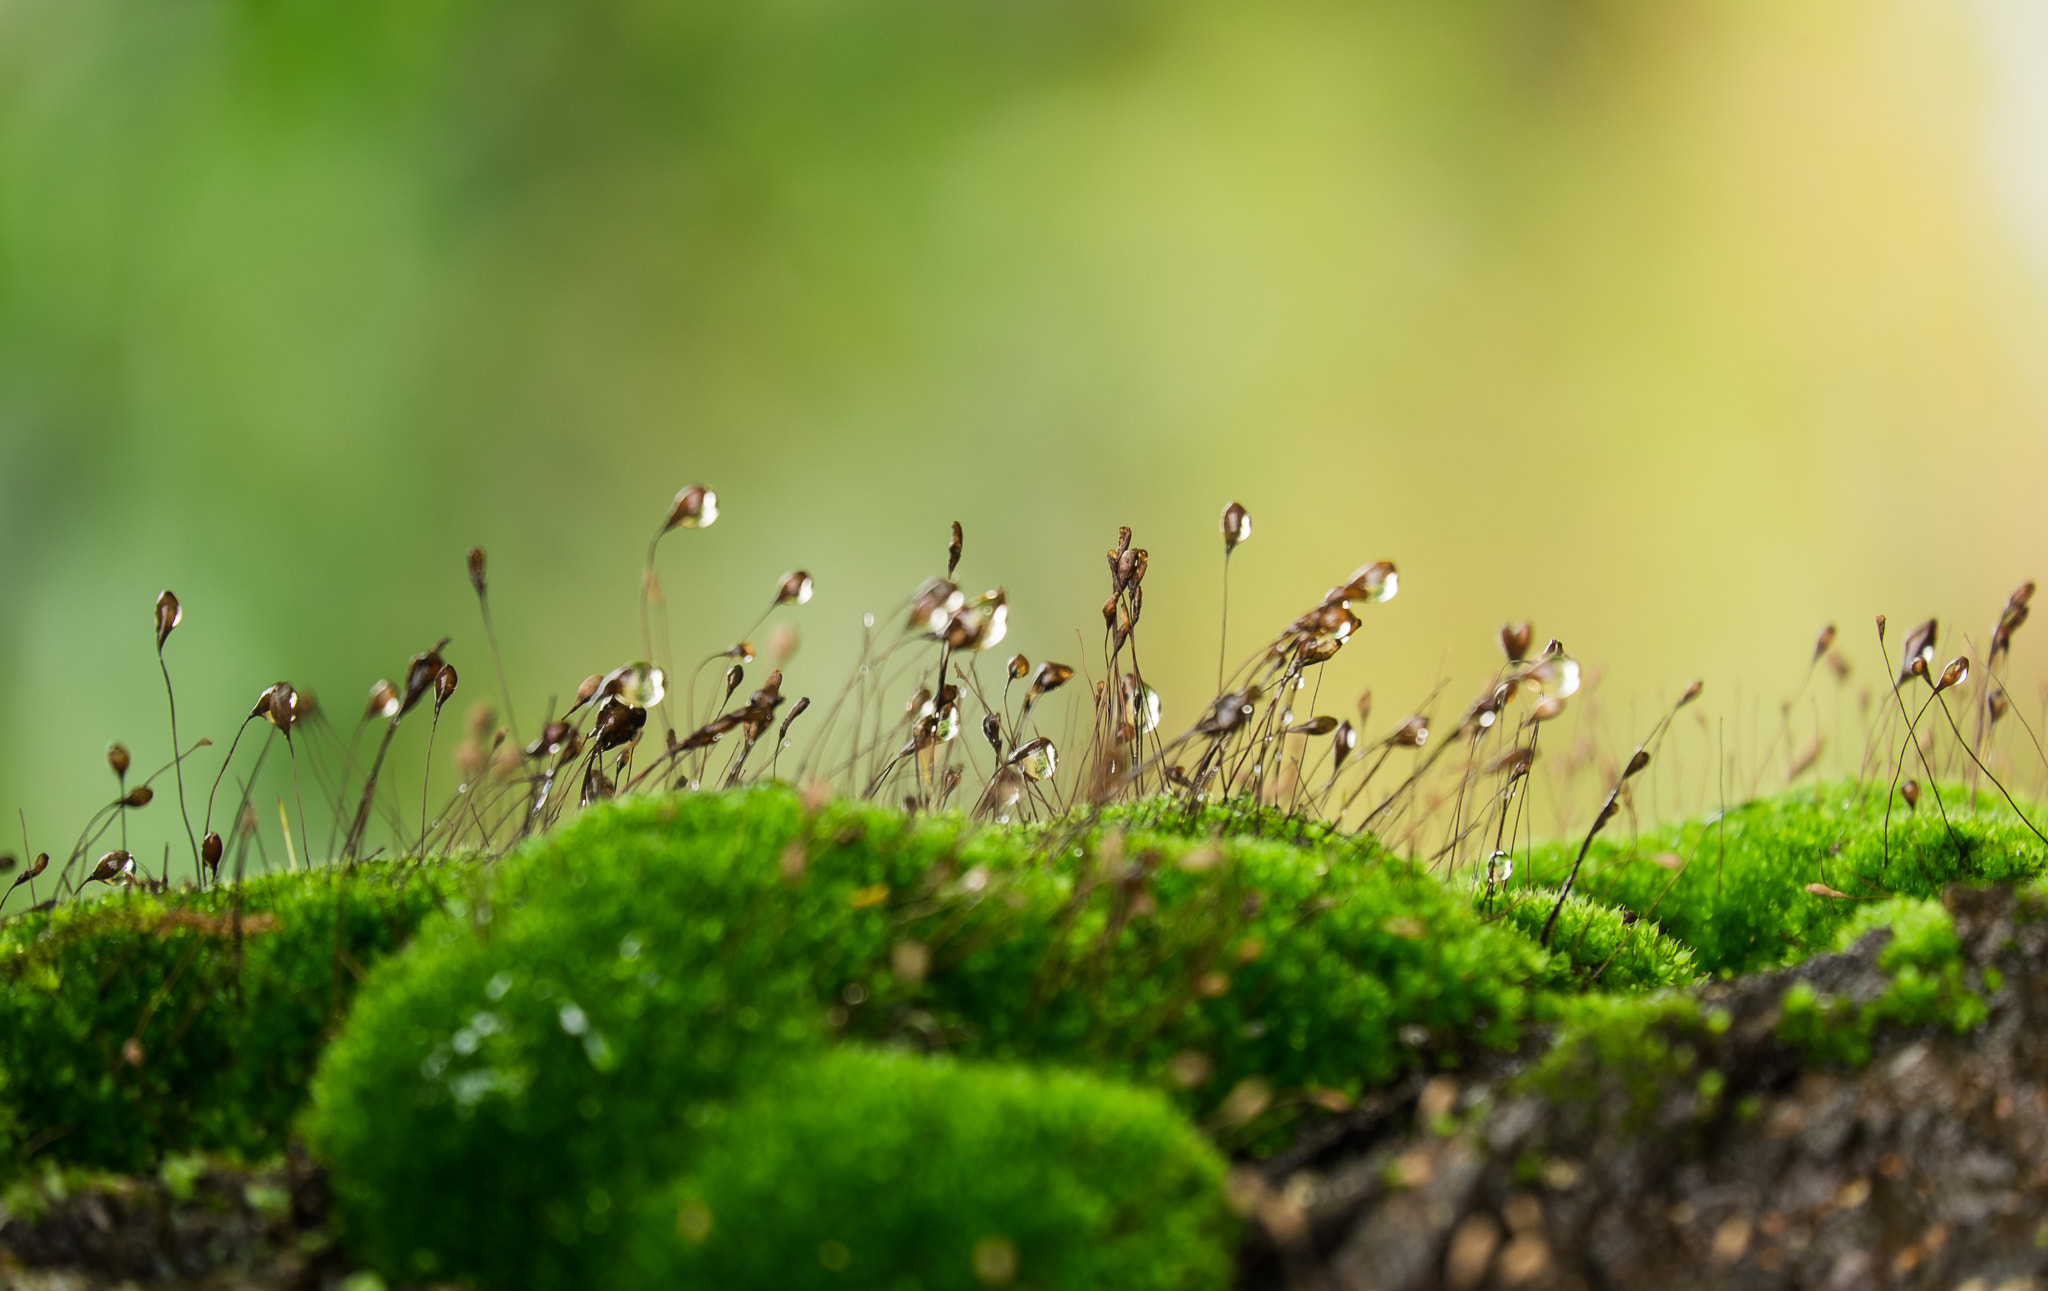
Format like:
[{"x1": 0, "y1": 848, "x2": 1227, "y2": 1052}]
[
  {"x1": 1237, "y1": 882, "x2": 2048, "y2": 1291},
  {"x1": 0, "y1": 864, "x2": 447, "y2": 1174}
]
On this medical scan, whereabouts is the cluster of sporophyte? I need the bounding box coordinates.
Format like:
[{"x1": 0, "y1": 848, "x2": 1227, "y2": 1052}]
[{"x1": 7, "y1": 489, "x2": 1611, "y2": 920}]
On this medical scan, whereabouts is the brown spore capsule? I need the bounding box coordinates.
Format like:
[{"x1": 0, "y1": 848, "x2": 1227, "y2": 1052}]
[
  {"x1": 1221, "y1": 502, "x2": 1251, "y2": 556},
  {"x1": 154, "y1": 590, "x2": 182, "y2": 652},
  {"x1": 664, "y1": 485, "x2": 718, "y2": 531},
  {"x1": 776, "y1": 570, "x2": 814, "y2": 606}
]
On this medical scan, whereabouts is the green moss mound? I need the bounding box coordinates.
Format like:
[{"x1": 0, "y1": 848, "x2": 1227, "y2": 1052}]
[
  {"x1": 624, "y1": 1050, "x2": 1234, "y2": 1291},
  {"x1": 0, "y1": 864, "x2": 445, "y2": 1174},
  {"x1": 1504, "y1": 781, "x2": 2048, "y2": 974},
  {"x1": 305, "y1": 792, "x2": 945, "y2": 1289},
  {"x1": 308, "y1": 786, "x2": 1576, "y2": 1288},
  {"x1": 908, "y1": 822, "x2": 1552, "y2": 1105}
]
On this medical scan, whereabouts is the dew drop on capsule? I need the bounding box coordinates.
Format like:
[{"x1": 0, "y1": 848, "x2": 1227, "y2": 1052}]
[{"x1": 1133, "y1": 684, "x2": 1162, "y2": 736}]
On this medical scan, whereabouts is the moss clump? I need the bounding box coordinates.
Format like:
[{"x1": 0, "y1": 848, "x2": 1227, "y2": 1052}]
[
  {"x1": 909, "y1": 819, "x2": 1549, "y2": 1110},
  {"x1": 305, "y1": 791, "x2": 943, "y2": 1289},
  {"x1": 623, "y1": 1050, "x2": 1234, "y2": 1291},
  {"x1": 309, "y1": 786, "x2": 1562, "y2": 1288},
  {"x1": 1506, "y1": 781, "x2": 2048, "y2": 974},
  {"x1": 1777, "y1": 896, "x2": 1988, "y2": 1065},
  {"x1": 0, "y1": 864, "x2": 445, "y2": 1174},
  {"x1": 1481, "y1": 885, "x2": 1699, "y2": 995}
]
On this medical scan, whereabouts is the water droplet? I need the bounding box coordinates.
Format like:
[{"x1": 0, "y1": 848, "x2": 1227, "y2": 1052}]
[
  {"x1": 1343, "y1": 561, "x2": 1397, "y2": 604},
  {"x1": 1391, "y1": 715, "x2": 1428, "y2": 748},
  {"x1": 664, "y1": 484, "x2": 717, "y2": 531},
  {"x1": 909, "y1": 578, "x2": 964, "y2": 633},
  {"x1": 367, "y1": 679, "x2": 401, "y2": 720},
  {"x1": 1011, "y1": 737, "x2": 1057, "y2": 781},
  {"x1": 1221, "y1": 501, "x2": 1252, "y2": 555},
  {"x1": 775, "y1": 570, "x2": 814, "y2": 606},
  {"x1": 1118, "y1": 673, "x2": 1161, "y2": 736},
  {"x1": 1521, "y1": 644, "x2": 1581, "y2": 700},
  {"x1": 938, "y1": 589, "x2": 1009, "y2": 650},
  {"x1": 1134, "y1": 683, "x2": 1161, "y2": 735},
  {"x1": 1936, "y1": 656, "x2": 1969, "y2": 694}
]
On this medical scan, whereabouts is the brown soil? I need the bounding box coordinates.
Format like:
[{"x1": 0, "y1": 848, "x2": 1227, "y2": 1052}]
[{"x1": 0, "y1": 1149, "x2": 365, "y2": 1291}]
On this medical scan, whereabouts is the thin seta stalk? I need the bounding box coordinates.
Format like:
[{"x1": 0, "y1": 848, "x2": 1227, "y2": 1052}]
[
  {"x1": 1540, "y1": 680, "x2": 1700, "y2": 948},
  {"x1": 644, "y1": 484, "x2": 718, "y2": 737},
  {"x1": 153, "y1": 591, "x2": 200, "y2": 882}
]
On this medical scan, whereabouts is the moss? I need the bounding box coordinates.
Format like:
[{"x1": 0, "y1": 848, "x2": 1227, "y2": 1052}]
[
  {"x1": 309, "y1": 786, "x2": 1560, "y2": 1288},
  {"x1": 0, "y1": 864, "x2": 446, "y2": 1174},
  {"x1": 304, "y1": 791, "x2": 922, "y2": 1290},
  {"x1": 1774, "y1": 979, "x2": 1867, "y2": 1065},
  {"x1": 911, "y1": 817, "x2": 1548, "y2": 1109},
  {"x1": 622, "y1": 1050, "x2": 1234, "y2": 1291},
  {"x1": 1480, "y1": 884, "x2": 1699, "y2": 995},
  {"x1": 1777, "y1": 897, "x2": 1987, "y2": 1064},
  {"x1": 1530, "y1": 890, "x2": 1995, "y2": 1132},
  {"x1": 1518, "y1": 991, "x2": 1718, "y2": 1123},
  {"x1": 1079, "y1": 796, "x2": 1365, "y2": 854},
  {"x1": 1504, "y1": 781, "x2": 2048, "y2": 975}
]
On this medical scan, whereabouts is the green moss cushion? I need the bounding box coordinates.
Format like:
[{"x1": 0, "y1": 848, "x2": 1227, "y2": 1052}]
[
  {"x1": 306, "y1": 787, "x2": 1566, "y2": 1287},
  {"x1": 624, "y1": 1050, "x2": 1234, "y2": 1291},
  {"x1": 0, "y1": 865, "x2": 444, "y2": 1172}
]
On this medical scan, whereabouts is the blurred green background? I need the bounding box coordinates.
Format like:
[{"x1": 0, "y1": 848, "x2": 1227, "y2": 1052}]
[{"x1": 5, "y1": 0, "x2": 2048, "y2": 858}]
